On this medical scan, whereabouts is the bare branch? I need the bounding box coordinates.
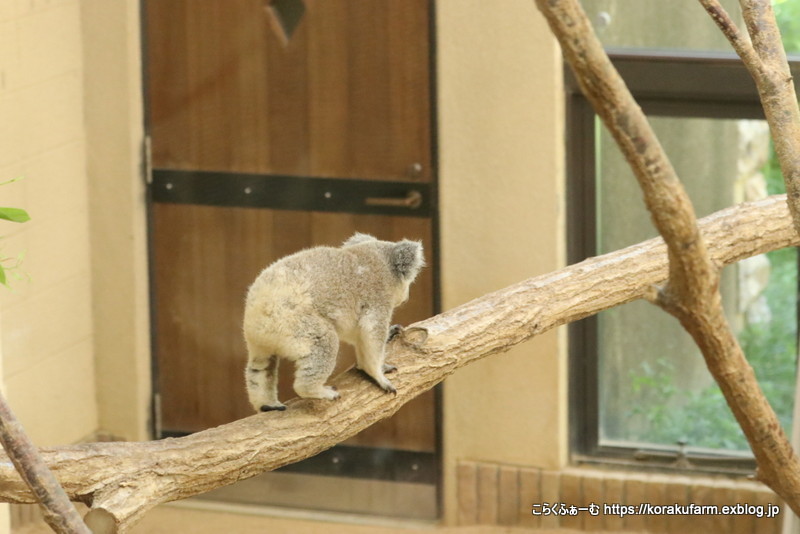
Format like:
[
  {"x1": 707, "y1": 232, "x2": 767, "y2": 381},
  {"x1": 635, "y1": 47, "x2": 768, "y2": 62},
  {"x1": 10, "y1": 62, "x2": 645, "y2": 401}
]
[
  {"x1": 720, "y1": 0, "x2": 800, "y2": 233},
  {"x1": 740, "y1": 0, "x2": 789, "y2": 63},
  {"x1": 534, "y1": 0, "x2": 714, "y2": 312},
  {"x1": 0, "y1": 392, "x2": 90, "y2": 533},
  {"x1": 0, "y1": 195, "x2": 795, "y2": 532},
  {"x1": 698, "y1": 0, "x2": 764, "y2": 73},
  {"x1": 535, "y1": 0, "x2": 800, "y2": 514}
]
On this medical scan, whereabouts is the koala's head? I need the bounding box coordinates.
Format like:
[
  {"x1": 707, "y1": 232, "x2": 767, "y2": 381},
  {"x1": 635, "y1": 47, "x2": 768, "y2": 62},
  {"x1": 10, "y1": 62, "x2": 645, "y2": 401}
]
[
  {"x1": 343, "y1": 232, "x2": 378, "y2": 247},
  {"x1": 342, "y1": 232, "x2": 425, "y2": 284},
  {"x1": 389, "y1": 239, "x2": 425, "y2": 284}
]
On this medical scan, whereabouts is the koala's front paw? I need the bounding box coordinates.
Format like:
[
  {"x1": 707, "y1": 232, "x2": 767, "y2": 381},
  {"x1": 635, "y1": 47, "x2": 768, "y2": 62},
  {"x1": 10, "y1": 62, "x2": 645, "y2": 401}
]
[
  {"x1": 383, "y1": 363, "x2": 397, "y2": 374},
  {"x1": 260, "y1": 403, "x2": 287, "y2": 412},
  {"x1": 356, "y1": 367, "x2": 398, "y2": 394}
]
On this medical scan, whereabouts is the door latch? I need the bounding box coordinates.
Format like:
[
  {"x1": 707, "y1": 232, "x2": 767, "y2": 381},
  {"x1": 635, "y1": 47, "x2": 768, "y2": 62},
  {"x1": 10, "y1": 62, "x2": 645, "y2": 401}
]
[{"x1": 364, "y1": 190, "x2": 423, "y2": 209}]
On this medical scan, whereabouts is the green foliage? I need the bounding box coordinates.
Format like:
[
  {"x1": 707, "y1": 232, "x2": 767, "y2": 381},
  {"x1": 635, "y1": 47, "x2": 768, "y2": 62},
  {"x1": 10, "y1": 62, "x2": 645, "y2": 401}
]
[
  {"x1": 0, "y1": 178, "x2": 29, "y2": 287},
  {"x1": 625, "y1": 358, "x2": 750, "y2": 450},
  {"x1": 0, "y1": 207, "x2": 30, "y2": 224},
  {"x1": 611, "y1": 0, "x2": 800, "y2": 456},
  {"x1": 625, "y1": 255, "x2": 798, "y2": 452},
  {"x1": 624, "y1": 140, "x2": 798, "y2": 452},
  {"x1": 774, "y1": 0, "x2": 800, "y2": 54}
]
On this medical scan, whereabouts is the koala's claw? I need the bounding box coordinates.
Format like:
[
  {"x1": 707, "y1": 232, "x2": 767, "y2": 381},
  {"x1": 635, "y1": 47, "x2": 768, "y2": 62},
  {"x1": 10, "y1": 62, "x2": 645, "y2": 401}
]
[
  {"x1": 381, "y1": 379, "x2": 397, "y2": 394},
  {"x1": 260, "y1": 404, "x2": 287, "y2": 412},
  {"x1": 383, "y1": 363, "x2": 398, "y2": 374}
]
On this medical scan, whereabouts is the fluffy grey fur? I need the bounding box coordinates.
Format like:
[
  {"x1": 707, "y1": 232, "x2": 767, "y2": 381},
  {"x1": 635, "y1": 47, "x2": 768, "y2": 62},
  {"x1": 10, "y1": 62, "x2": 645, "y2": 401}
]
[{"x1": 243, "y1": 233, "x2": 425, "y2": 412}]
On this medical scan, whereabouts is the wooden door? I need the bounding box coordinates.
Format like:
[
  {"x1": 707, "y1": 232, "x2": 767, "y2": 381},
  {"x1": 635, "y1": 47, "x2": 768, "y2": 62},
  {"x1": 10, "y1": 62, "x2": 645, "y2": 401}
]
[{"x1": 143, "y1": 0, "x2": 437, "y2": 515}]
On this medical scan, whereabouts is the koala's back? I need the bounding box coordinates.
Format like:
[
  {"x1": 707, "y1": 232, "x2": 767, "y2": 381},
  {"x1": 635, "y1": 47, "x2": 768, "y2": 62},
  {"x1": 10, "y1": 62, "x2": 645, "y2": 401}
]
[{"x1": 243, "y1": 244, "x2": 393, "y2": 356}]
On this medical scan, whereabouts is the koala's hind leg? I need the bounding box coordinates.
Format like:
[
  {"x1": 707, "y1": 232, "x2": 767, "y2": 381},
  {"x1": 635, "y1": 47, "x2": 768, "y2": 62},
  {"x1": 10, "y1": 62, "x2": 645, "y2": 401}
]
[
  {"x1": 355, "y1": 316, "x2": 396, "y2": 394},
  {"x1": 245, "y1": 354, "x2": 285, "y2": 412},
  {"x1": 292, "y1": 325, "x2": 341, "y2": 401}
]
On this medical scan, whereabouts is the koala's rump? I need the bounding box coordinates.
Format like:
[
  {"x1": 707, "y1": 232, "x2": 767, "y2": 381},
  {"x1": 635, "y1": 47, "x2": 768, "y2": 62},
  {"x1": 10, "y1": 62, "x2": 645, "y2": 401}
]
[{"x1": 243, "y1": 247, "x2": 390, "y2": 361}]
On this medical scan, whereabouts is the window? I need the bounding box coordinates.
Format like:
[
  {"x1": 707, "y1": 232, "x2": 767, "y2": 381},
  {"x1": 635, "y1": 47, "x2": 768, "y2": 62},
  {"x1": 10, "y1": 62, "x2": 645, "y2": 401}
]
[{"x1": 568, "y1": 4, "x2": 800, "y2": 472}]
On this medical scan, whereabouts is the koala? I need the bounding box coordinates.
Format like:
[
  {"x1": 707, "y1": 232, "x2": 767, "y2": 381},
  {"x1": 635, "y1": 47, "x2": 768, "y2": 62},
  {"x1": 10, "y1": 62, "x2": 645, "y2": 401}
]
[{"x1": 243, "y1": 233, "x2": 425, "y2": 412}]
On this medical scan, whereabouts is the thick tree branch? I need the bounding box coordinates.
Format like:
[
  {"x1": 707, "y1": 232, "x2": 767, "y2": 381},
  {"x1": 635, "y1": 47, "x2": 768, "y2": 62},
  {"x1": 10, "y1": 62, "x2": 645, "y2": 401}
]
[
  {"x1": 0, "y1": 392, "x2": 90, "y2": 534},
  {"x1": 535, "y1": 0, "x2": 800, "y2": 515},
  {"x1": 705, "y1": 0, "x2": 800, "y2": 232},
  {"x1": 0, "y1": 196, "x2": 795, "y2": 533},
  {"x1": 534, "y1": 0, "x2": 714, "y2": 309}
]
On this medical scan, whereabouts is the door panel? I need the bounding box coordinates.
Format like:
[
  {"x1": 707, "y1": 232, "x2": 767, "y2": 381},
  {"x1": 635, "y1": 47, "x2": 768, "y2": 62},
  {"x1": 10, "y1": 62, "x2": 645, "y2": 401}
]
[
  {"x1": 144, "y1": 0, "x2": 438, "y2": 518},
  {"x1": 146, "y1": 0, "x2": 432, "y2": 181},
  {"x1": 152, "y1": 203, "x2": 435, "y2": 451}
]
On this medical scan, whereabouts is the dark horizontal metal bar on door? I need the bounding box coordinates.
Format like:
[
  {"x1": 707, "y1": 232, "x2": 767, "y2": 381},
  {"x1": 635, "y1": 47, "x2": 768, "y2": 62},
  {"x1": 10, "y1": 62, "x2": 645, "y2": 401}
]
[{"x1": 151, "y1": 169, "x2": 433, "y2": 218}]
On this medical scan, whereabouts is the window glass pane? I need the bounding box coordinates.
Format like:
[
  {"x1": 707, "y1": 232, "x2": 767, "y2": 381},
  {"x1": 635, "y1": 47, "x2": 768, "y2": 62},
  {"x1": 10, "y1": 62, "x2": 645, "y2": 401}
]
[
  {"x1": 585, "y1": 1, "x2": 800, "y2": 55},
  {"x1": 596, "y1": 116, "x2": 798, "y2": 454},
  {"x1": 584, "y1": 0, "x2": 744, "y2": 52}
]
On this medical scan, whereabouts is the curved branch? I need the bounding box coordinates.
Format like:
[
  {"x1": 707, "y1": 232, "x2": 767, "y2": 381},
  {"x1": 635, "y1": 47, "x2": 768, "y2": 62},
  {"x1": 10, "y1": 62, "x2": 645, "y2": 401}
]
[
  {"x1": 0, "y1": 196, "x2": 795, "y2": 532},
  {"x1": 537, "y1": 0, "x2": 800, "y2": 513},
  {"x1": 710, "y1": 0, "x2": 800, "y2": 233},
  {"x1": 699, "y1": 0, "x2": 764, "y2": 74},
  {"x1": 533, "y1": 0, "x2": 714, "y2": 309},
  {"x1": 0, "y1": 392, "x2": 90, "y2": 533}
]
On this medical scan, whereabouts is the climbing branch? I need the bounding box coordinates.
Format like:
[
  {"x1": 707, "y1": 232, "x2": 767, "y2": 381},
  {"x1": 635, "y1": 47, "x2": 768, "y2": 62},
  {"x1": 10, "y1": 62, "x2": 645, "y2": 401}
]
[
  {"x1": 535, "y1": 0, "x2": 800, "y2": 514},
  {"x1": 0, "y1": 196, "x2": 795, "y2": 533},
  {"x1": 0, "y1": 393, "x2": 90, "y2": 534},
  {"x1": 701, "y1": 0, "x2": 800, "y2": 232},
  {"x1": 536, "y1": 0, "x2": 714, "y2": 306},
  {"x1": 4, "y1": 2, "x2": 800, "y2": 532},
  {"x1": 698, "y1": 0, "x2": 764, "y2": 70}
]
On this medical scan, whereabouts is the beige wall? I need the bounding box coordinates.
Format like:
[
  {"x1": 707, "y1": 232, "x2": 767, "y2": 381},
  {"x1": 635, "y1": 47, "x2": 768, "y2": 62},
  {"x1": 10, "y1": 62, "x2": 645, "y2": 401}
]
[
  {"x1": 437, "y1": 0, "x2": 565, "y2": 524},
  {"x1": 81, "y1": 0, "x2": 150, "y2": 442},
  {"x1": 0, "y1": 0, "x2": 97, "y2": 447},
  {"x1": 0, "y1": 317, "x2": 8, "y2": 534},
  {"x1": 0, "y1": 0, "x2": 148, "y2": 449},
  {"x1": 1, "y1": 0, "x2": 567, "y2": 529}
]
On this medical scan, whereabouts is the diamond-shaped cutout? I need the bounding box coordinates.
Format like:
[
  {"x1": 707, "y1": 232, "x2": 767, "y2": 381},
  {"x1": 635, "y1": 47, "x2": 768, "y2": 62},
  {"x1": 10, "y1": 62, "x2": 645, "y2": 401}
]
[{"x1": 265, "y1": 0, "x2": 306, "y2": 46}]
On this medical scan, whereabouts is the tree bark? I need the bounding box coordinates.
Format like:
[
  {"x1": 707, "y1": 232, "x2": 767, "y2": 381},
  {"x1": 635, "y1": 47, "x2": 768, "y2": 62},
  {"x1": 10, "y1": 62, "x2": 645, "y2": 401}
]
[
  {"x1": 535, "y1": 0, "x2": 800, "y2": 514},
  {"x1": 0, "y1": 196, "x2": 794, "y2": 533},
  {"x1": 3, "y1": 2, "x2": 799, "y2": 531},
  {"x1": 0, "y1": 393, "x2": 90, "y2": 534},
  {"x1": 701, "y1": 0, "x2": 800, "y2": 232}
]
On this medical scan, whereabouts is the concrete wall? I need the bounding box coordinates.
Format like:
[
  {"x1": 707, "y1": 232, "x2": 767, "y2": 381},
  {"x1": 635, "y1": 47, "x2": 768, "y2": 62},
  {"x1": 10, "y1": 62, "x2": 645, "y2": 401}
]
[
  {"x1": 436, "y1": 0, "x2": 566, "y2": 524},
  {"x1": 0, "y1": 316, "x2": 7, "y2": 534},
  {"x1": 0, "y1": 0, "x2": 147, "y2": 449},
  {"x1": 80, "y1": 0, "x2": 150, "y2": 443},
  {"x1": 0, "y1": 0, "x2": 148, "y2": 449},
  {"x1": 0, "y1": 0, "x2": 97, "y2": 447}
]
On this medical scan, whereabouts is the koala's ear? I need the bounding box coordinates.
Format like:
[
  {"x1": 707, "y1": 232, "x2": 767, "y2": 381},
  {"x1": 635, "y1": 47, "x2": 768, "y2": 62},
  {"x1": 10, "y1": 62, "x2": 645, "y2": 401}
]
[
  {"x1": 343, "y1": 232, "x2": 377, "y2": 247},
  {"x1": 390, "y1": 240, "x2": 425, "y2": 282}
]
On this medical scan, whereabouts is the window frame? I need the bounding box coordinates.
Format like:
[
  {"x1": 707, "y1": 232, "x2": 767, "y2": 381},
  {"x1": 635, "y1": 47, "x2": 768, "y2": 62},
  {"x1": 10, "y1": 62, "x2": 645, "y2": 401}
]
[{"x1": 567, "y1": 49, "x2": 800, "y2": 475}]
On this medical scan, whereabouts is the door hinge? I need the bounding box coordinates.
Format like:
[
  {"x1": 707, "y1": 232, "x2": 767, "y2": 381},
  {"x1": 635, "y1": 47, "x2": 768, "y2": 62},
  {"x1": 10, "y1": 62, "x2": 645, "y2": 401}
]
[
  {"x1": 142, "y1": 135, "x2": 153, "y2": 186},
  {"x1": 152, "y1": 391, "x2": 162, "y2": 437}
]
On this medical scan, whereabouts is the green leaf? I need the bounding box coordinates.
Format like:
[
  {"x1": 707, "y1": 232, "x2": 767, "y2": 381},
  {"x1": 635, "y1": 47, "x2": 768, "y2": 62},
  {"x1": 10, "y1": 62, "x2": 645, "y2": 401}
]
[
  {"x1": 0, "y1": 176, "x2": 23, "y2": 188},
  {"x1": 0, "y1": 266, "x2": 8, "y2": 287},
  {"x1": 0, "y1": 207, "x2": 30, "y2": 223}
]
